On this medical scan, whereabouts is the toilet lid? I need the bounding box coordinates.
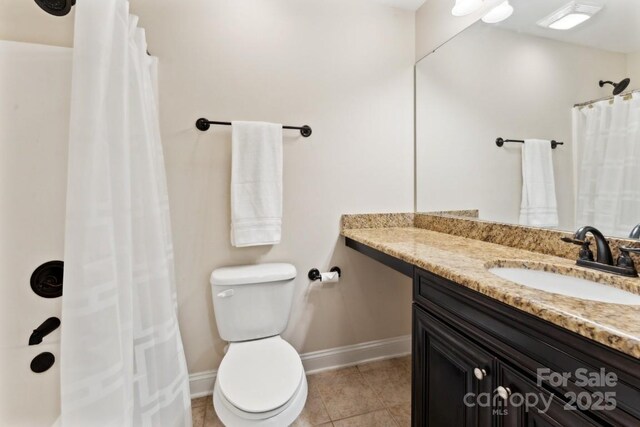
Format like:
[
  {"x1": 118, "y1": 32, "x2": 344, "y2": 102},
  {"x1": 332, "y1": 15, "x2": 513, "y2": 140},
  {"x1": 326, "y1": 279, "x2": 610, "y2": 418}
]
[{"x1": 218, "y1": 336, "x2": 303, "y2": 414}]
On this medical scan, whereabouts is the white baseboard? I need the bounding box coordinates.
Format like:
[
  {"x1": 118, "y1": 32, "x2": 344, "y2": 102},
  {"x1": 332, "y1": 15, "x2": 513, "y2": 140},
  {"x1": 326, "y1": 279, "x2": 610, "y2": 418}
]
[{"x1": 188, "y1": 334, "x2": 411, "y2": 398}]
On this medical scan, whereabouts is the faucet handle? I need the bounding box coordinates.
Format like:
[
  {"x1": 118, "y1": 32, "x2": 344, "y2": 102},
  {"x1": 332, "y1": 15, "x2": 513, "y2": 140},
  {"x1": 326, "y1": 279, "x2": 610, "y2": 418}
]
[
  {"x1": 617, "y1": 246, "x2": 639, "y2": 276},
  {"x1": 561, "y1": 237, "x2": 594, "y2": 261},
  {"x1": 561, "y1": 237, "x2": 586, "y2": 245},
  {"x1": 620, "y1": 246, "x2": 640, "y2": 255}
]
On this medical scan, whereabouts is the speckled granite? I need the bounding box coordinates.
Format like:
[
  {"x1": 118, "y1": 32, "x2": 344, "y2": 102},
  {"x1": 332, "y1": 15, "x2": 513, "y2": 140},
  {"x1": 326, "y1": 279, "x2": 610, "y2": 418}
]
[
  {"x1": 341, "y1": 226, "x2": 640, "y2": 359},
  {"x1": 341, "y1": 213, "x2": 414, "y2": 230},
  {"x1": 426, "y1": 209, "x2": 479, "y2": 218},
  {"x1": 414, "y1": 212, "x2": 639, "y2": 261}
]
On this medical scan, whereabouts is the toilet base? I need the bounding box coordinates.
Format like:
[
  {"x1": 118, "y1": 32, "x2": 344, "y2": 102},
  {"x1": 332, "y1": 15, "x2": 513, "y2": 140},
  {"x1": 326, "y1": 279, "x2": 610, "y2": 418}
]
[{"x1": 213, "y1": 375, "x2": 308, "y2": 426}]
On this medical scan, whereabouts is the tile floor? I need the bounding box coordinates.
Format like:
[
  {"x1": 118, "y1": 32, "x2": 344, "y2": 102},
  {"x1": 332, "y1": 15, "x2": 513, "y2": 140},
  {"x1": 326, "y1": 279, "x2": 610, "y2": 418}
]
[{"x1": 191, "y1": 355, "x2": 411, "y2": 427}]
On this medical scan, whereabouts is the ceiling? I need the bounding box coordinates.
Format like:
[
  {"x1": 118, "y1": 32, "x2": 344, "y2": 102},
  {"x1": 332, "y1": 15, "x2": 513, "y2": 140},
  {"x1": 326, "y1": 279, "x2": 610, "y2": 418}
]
[
  {"x1": 495, "y1": 0, "x2": 640, "y2": 54},
  {"x1": 369, "y1": 0, "x2": 427, "y2": 11}
]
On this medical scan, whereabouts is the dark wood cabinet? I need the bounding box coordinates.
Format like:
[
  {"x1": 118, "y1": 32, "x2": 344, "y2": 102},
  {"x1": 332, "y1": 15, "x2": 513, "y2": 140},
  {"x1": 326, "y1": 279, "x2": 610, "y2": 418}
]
[
  {"x1": 413, "y1": 305, "x2": 495, "y2": 427},
  {"x1": 343, "y1": 238, "x2": 640, "y2": 427},
  {"x1": 412, "y1": 267, "x2": 640, "y2": 427},
  {"x1": 496, "y1": 363, "x2": 601, "y2": 427}
]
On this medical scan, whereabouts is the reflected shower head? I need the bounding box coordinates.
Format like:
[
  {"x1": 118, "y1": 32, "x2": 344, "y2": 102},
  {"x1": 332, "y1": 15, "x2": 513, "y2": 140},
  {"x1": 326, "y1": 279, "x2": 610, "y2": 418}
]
[
  {"x1": 34, "y1": 0, "x2": 75, "y2": 16},
  {"x1": 599, "y1": 78, "x2": 631, "y2": 96}
]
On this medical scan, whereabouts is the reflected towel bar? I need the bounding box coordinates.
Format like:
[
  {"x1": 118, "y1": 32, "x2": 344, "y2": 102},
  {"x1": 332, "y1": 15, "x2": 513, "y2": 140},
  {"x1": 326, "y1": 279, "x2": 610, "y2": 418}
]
[
  {"x1": 195, "y1": 118, "x2": 312, "y2": 137},
  {"x1": 496, "y1": 137, "x2": 563, "y2": 149}
]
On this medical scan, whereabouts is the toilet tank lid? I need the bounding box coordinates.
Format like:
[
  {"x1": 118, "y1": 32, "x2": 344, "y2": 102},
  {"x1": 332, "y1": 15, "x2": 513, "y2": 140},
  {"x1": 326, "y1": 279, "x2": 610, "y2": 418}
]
[{"x1": 210, "y1": 263, "x2": 297, "y2": 286}]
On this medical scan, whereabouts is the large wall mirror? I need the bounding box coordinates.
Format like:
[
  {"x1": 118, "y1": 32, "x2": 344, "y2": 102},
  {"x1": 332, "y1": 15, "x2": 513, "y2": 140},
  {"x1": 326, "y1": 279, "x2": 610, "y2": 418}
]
[{"x1": 416, "y1": 0, "x2": 640, "y2": 239}]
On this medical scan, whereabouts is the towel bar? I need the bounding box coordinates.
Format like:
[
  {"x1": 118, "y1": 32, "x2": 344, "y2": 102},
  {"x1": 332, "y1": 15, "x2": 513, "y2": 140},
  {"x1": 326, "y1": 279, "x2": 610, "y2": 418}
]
[
  {"x1": 196, "y1": 118, "x2": 312, "y2": 137},
  {"x1": 496, "y1": 137, "x2": 563, "y2": 149}
]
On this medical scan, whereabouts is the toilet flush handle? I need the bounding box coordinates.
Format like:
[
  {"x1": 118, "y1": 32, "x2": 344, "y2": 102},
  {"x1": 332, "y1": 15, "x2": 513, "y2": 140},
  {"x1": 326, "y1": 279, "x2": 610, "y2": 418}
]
[{"x1": 217, "y1": 289, "x2": 235, "y2": 298}]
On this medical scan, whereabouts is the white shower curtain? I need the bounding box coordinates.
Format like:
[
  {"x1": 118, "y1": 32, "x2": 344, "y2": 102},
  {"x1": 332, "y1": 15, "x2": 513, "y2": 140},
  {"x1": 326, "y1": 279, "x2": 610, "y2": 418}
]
[
  {"x1": 574, "y1": 93, "x2": 640, "y2": 237},
  {"x1": 60, "y1": 0, "x2": 191, "y2": 426}
]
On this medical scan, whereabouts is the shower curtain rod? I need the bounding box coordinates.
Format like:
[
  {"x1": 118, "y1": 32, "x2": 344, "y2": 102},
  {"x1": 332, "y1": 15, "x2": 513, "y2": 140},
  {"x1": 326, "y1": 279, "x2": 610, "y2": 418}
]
[
  {"x1": 195, "y1": 118, "x2": 313, "y2": 137},
  {"x1": 496, "y1": 137, "x2": 563, "y2": 149},
  {"x1": 574, "y1": 88, "x2": 639, "y2": 108}
]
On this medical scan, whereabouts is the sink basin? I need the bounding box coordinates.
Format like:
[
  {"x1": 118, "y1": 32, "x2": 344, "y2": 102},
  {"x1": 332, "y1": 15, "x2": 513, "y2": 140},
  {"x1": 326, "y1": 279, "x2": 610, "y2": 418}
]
[{"x1": 488, "y1": 267, "x2": 640, "y2": 305}]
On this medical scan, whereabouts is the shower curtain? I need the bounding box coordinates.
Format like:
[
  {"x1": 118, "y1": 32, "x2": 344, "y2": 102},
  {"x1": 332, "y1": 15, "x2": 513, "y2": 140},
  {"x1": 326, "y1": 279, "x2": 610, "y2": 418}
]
[
  {"x1": 60, "y1": 0, "x2": 191, "y2": 426},
  {"x1": 574, "y1": 93, "x2": 640, "y2": 237}
]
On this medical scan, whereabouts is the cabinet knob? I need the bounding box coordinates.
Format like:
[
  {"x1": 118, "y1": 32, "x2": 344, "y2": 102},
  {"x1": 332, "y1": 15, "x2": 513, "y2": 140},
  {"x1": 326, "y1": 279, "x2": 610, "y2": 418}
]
[
  {"x1": 496, "y1": 386, "x2": 511, "y2": 401},
  {"x1": 473, "y1": 368, "x2": 487, "y2": 380}
]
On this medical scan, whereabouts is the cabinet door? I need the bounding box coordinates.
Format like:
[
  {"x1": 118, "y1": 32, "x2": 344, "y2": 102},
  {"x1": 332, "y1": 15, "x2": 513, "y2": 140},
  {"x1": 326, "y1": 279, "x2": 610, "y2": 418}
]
[
  {"x1": 413, "y1": 304, "x2": 495, "y2": 427},
  {"x1": 497, "y1": 363, "x2": 602, "y2": 427}
]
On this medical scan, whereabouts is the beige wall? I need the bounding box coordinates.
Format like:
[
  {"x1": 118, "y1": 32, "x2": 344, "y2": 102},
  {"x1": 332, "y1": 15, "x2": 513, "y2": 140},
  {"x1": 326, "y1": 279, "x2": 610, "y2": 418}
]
[
  {"x1": 0, "y1": 0, "x2": 415, "y2": 383},
  {"x1": 415, "y1": 0, "x2": 501, "y2": 61},
  {"x1": 628, "y1": 52, "x2": 640, "y2": 90},
  {"x1": 0, "y1": 40, "x2": 71, "y2": 426},
  {"x1": 416, "y1": 24, "x2": 627, "y2": 230}
]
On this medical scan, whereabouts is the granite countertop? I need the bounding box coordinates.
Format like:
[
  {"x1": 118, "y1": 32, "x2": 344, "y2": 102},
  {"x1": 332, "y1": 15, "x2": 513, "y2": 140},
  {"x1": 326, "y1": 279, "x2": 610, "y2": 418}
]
[{"x1": 341, "y1": 226, "x2": 640, "y2": 359}]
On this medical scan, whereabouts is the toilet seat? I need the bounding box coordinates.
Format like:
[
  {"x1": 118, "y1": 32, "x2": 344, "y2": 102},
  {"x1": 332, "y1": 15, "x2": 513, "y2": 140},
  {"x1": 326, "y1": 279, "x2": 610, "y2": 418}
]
[{"x1": 217, "y1": 336, "x2": 304, "y2": 416}]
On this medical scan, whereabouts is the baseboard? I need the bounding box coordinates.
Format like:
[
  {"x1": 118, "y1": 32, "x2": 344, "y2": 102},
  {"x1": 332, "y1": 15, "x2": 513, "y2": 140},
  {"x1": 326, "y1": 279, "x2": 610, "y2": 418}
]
[
  {"x1": 188, "y1": 334, "x2": 411, "y2": 398},
  {"x1": 189, "y1": 369, "x2": 219, "y2": 398}
]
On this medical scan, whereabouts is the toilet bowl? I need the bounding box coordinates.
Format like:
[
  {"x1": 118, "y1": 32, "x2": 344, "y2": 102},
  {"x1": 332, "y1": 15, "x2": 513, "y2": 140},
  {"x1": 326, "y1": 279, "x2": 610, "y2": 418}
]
[
  {"x1": 213, "y1": 336, "x2": 308, "y2": 426},
  {"x1": 210, "y1": 263, "x2": 307, "y2": 426}
]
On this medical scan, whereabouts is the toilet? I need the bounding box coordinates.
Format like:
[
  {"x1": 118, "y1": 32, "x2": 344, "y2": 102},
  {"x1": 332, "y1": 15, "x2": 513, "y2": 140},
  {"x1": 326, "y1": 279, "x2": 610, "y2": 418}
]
[{"x1": 210, "y1": 263, "x2": 307, "y2": 426}]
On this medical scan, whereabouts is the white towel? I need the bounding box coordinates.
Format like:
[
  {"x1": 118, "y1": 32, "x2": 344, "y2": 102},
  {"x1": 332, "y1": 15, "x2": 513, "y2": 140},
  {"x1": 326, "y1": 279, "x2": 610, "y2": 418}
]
[
  {"x1": 519, "y1": 139, "x2": 559, "y2": 228},
  {"x1": 230, "y1": 121, "x2": 283, "y2": 247}
]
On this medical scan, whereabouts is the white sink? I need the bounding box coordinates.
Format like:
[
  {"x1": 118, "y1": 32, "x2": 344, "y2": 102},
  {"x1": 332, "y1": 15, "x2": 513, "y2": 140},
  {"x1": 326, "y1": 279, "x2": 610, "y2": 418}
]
[{"x1": 488, "y1": 267, "x2": 640, "y2": 305}]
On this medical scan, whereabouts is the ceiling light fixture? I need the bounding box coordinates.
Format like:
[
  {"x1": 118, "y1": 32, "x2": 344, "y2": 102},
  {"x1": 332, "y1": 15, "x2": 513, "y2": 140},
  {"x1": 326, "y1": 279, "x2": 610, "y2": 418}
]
[
  {"x1": 537, "y1": 1, "x2": 602, "y2": 30},
  {"x1": 482, "y1": 1, "x2": 514, "y2": 24},
  {"x1": 451, "y1": 0, "x2": 484, "y2": 17}
]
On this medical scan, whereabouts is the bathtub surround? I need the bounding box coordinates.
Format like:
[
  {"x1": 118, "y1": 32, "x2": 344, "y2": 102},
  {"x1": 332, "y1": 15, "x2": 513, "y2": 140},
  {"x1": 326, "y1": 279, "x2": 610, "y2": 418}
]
[
  {"x1": 0, "y1": 40, "x2": 71, "y2": 426},
  {"x1": 60, "y1": 0, "x2": 190, "y2": 425}
]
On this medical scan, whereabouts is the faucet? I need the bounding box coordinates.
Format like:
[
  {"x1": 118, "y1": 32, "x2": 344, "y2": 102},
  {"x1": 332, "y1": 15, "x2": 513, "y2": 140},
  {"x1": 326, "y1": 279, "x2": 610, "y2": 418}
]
[
  {"x1": 630, "y1": 224, "x2": 640, "y2": 239},
  {"x1": 562, "y1": 226, "x2": 637, "y2": 277},
  {"x1": 29, "y1": 317, "x2": 60, "y2": 346}
]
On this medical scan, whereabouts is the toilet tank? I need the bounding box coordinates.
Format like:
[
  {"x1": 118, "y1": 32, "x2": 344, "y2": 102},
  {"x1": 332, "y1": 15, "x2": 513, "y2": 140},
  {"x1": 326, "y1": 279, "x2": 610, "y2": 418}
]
[{"x1": 210, "y1": 263, "x2": 297, "y2": 342}]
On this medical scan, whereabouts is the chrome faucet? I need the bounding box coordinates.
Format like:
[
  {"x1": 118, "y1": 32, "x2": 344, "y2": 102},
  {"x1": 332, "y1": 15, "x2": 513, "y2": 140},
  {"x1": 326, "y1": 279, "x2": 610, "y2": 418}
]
[
  {"x1": 630, "y1": 224, "x2": 640, "y2": 239},
  {"x1": 562, "y1": 226, "x2": 638, "y2": 277}
]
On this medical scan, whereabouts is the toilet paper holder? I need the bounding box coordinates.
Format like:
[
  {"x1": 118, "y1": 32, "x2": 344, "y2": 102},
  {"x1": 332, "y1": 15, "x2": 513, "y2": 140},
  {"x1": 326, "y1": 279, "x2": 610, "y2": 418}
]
[{"x1": 308, "y1": 266, "x2": 341, "y2": 282}]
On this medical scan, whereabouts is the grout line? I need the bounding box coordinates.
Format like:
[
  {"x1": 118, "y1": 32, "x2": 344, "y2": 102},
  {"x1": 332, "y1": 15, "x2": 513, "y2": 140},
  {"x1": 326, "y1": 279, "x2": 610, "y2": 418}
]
[{"x1": 307, "y1": 376, "x2": 332, "y2": 427}]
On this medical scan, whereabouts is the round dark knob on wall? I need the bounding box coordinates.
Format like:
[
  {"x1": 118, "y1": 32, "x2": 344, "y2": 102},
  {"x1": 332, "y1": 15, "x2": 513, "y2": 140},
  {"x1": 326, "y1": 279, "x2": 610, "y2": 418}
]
[
  {"x1": 30, "y1": 261, "x2": 64, "y2": 298},
  {"x1": 31, "y1": 352, "x2": 55, "y2": 373}
]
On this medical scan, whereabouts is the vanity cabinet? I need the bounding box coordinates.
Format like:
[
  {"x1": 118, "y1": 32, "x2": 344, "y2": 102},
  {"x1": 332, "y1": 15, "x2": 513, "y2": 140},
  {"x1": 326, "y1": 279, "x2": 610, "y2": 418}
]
[
  {"x1": 413, "y1": 306, "x2": 495, "y2": 427},
  {"x1": 412, "y1": 268, "x2": 640, "y2": 427}
]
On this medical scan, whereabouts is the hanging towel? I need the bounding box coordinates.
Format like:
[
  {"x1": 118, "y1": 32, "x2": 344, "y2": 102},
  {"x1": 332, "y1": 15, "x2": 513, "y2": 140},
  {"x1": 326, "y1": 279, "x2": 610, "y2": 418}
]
[
  {"x1": 231, "y1": 121, "x2": 283, "y2": 247},
  {"x1": 519, "y1": 139, "x2": 559, "y2": 228}
]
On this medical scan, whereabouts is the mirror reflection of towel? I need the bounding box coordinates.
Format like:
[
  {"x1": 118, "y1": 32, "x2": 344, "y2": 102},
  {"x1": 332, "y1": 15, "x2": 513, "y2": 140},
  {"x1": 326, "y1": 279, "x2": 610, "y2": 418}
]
[{"x1": 519, "y1": 139, "x2": 559, "y2": 228}]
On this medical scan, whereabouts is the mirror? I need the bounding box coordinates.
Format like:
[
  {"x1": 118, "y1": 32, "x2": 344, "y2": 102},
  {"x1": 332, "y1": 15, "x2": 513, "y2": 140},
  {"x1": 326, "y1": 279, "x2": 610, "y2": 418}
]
[{"x1": 416, "y1": 0, "x2": 640, "y2": 239}]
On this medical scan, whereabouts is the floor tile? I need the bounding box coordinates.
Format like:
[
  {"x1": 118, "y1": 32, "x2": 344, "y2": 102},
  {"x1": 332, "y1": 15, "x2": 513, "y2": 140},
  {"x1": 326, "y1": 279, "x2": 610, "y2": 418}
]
[
  {"x1": 397, "y1": 355, "x2": 411, "y2": 373},
  {"x1": 191, "y1": 356, "x2": 410, "y2": 426},
  {"x1": 191, "y1": 396, "x2": 209, "y2": 409},
  {"x1": 191, "y1": 404, "x2": 206, "y2": 427},
  {"x1": 314, "y1": 369, "x2": 384, "y2": 421},
  {"x1": 292, "y1": 378, "x2": 331, "y2": 426},
  {"x1": 388, "y1": 402, "x2": 411, "y2": 427},
  {"x1": 333, "y1": 409, "x2": 398, "y2": 427},
  {"x1": 356, "y1": 358, "x2": 406, "y2": 373},
  {"x1": 309, "y1": 366, "x2": 359, "y2": 384},
  {"x1": 358, "y1": 359, "x2": 411, "y2": 407},
  {"x1": 203, "y1": 400, "x2": 224, "y2": 427}
]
